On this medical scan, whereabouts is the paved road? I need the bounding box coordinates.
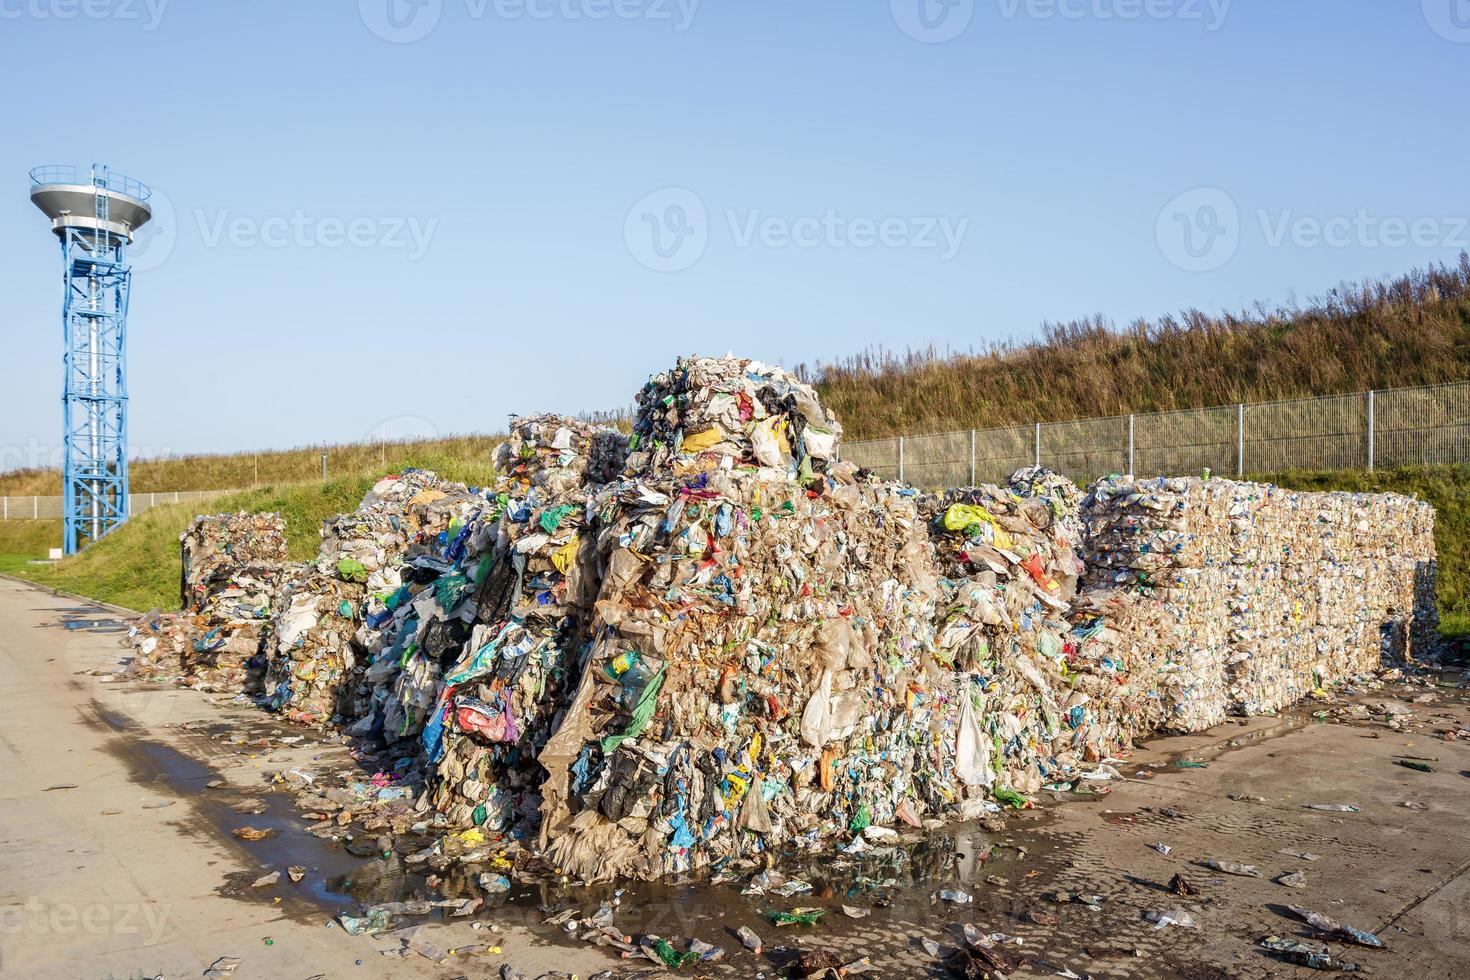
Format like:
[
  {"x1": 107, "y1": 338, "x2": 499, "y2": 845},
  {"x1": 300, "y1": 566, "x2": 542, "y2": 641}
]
[
  {"x1": 3, "y1": 574, "x2": 1469, "y2": 978},
  {"x1": 0, "y1": 578, "x2": 614, "y2": 979}
]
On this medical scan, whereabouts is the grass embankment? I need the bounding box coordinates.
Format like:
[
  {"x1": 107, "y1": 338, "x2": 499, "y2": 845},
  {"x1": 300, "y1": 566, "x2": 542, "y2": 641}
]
[
  {"x1": 809, "y1": 259, "x2": 1470, "y2": 439},
  {"x1": 0, "y1": 433, "x2": 505, "y2": 496},
  {"x1": 2, "y1": 451, "x2": 501, "y2": 612}
]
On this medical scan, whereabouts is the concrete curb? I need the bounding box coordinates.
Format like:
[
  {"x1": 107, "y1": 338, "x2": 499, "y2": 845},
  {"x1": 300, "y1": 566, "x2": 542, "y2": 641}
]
[{"x1": 0, "y1": 572, "x2": 144, "y2": 619}]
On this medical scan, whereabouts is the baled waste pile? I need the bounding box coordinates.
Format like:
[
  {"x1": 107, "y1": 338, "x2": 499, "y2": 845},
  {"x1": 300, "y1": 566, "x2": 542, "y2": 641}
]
[
  {"x1": 922, "y1": 482, "x2": 1160, "y2": 791},
  {"x1": 1080, "y1": 476, "x2": 1438, "y2": 728},
  {"x1": 266, "y1": 470, "x2": 472, "y2": 727},
  {"x1": 126, "y1": 512, "x2": 288, "y2": 691},
  {"x1": 530, "y1": 357, "x2": 1138, "y2": 882},
  {"x1": 535, "y1": 459, "x2": 953, "y2": 882},
  {"x1": 421, "y1": 414, "x2": 610, "y2": 832},
  {"x1": 149, "y1": 354, "x2": 1444, "y2": 895}
]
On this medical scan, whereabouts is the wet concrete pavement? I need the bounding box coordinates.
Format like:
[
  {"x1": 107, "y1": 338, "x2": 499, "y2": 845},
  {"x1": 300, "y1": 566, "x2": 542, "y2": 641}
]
[{"x1": 3, "y1": 575, "x2": 1469, "y2": 978}]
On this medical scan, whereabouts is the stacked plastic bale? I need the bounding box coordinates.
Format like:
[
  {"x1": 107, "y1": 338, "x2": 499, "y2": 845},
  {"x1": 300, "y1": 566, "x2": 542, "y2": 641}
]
[
  {"x1": 421, "y1": 416, "x2": 608, "y2": 835},
  {"x1": 127, "y1": 513, "x2": 289, "y2": 691},
  {"x1": 1079, "y1": 477, "x2": 1235, "y2": 732},
  {"x1": 924, "y1": 479, "x2": 1151, "y2": 793},
  {"x1": 1309, "y1": 491, "x2": 1438, "y2": 675},
  {"x1": 535, "y1": 462, "x2": 951, "y2": 882},
  {"x1": 266, "y1": 471, "x2": 462, "y2": 726},
  {"x1": 1081, "y1": 476, "x2": 1438, "y2": 726},
  {"x1": 518, "y1": 358, "x2": 968, "y2": 881}
]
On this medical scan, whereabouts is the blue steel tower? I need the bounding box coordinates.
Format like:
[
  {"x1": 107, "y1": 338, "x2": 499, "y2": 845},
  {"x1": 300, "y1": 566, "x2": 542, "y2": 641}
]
[{"x1": 30, "y1": 165, "x2": 153, "y2": 554}]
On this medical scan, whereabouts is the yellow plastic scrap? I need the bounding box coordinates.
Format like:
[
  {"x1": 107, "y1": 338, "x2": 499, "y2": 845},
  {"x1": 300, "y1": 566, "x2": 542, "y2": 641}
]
[
  {"x1": 680, "y1": 425, "x2": 727, "y2": 454},
  {"x1": 551, "y1": 534, "x2": 581, "y2": 575},
  {"x1": 455, "y1": 827, "x2": 486, "y2": 845},
  {"x1": 942, "y1": 503, "x2": 1015, "y2": 551}
]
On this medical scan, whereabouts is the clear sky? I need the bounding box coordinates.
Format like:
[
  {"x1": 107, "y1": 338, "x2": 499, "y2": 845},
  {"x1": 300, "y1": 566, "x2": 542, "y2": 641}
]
[{"x1": 2, "y1": 0, "x2": 1467, "y2": 468}]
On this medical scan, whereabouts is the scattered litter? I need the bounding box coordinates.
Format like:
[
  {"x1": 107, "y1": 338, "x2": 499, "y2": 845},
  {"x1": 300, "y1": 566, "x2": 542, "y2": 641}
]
[
  {"x1": 1279, "y1": 848, "x2": 1322, "y2": 862},
  {"x1": 287, "y1": 866, "x2": 306, "y2": 882},
  {"x1": 251, "y1": 872, "x2": 280, "y2": 888},
  {"x1": 1260, "y1": 935, "x2": 1361, "y2": 971},
  {"x1": 1145, "y1": 908, "x2": 1197, "y2": 930},
  {"x1": 1303, "y1": 803, "x2": 1361, "y2": 813},
  {"x1": 1276, "y1": 871, "x2": 1308, "y2": 888},
  {"x1": 231, "y1": 826, "x2": 275, "y2": 840},
  {"x1": 771, "y1": 907, "x2": 826, "y2": 927},
  {"x1": 1202, "y1": 859, "x2": 1260, "y2": 877},
  {"x1": 202, "y1": 956, "x2": 242, "y2": 977},
  {"x1": 1286, "y1": 905, "x2": 1385, "y2": 948}
]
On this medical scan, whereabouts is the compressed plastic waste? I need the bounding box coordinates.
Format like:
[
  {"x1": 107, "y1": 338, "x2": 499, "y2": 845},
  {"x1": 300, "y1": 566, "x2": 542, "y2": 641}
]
[
  {"x1": 159, "y1": 353, "x2": 1443, "y2": 893},
  {"x1": 126, "y1": 512, "x2": 289, "y2": 692},
  {"x1": 622, "y1": 355, "x2": 842, "y2": 479},
  {"x1": 1077, "y1": 476, "x2": 1437, "y2": 731}
]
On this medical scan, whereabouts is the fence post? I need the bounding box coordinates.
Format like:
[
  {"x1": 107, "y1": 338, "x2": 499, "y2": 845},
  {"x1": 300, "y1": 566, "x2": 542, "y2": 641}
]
[
  {"x1": 969, "y1": 429, "x2": 976, "y2": 486},
  {"x1": 1236, "y1": 403, "x2": 1245, "y2": 477},
  {"x1": 1033, "y1": 423, "x2": 1041, "y2": 468},
  {"x1": 33, "y1": 496, "x2": 38, "y2": 519},
  {"x1": 1366, "y1": 390, "x2": 1375, "y2": 472},
  {"x1": 321, "y1": 451, "x2": 329, "y2": 480},
  {"x1": 897, "y1": 437, "x2": 905, "y2": 484},
  {"x1": 2, "y1": 497, "x2": 6, "y2": 520},
  {"x1": 1127, "y1": 414, "x2": 1135, "y2": 476}
]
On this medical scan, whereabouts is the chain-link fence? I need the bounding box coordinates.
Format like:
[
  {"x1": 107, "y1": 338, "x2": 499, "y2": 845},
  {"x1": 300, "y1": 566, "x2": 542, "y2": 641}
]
[
  {"x1": 0, "y1": 489, "x2": 235, "y2": 521},
  {"x1": 840, "y1": 381, "x2": 1470, "y2": 488}
]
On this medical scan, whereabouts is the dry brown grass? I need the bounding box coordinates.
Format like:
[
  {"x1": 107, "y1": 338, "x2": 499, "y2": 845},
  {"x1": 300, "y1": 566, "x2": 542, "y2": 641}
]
[{"x1": 807, "y1": 256, "x2": 1470, "y2": 440}]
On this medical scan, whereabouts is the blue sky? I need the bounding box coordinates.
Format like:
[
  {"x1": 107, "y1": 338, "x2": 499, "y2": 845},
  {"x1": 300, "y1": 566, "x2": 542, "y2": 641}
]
[{"x1": 2, "y1": 0, "x2": 1467, "y2": 467}]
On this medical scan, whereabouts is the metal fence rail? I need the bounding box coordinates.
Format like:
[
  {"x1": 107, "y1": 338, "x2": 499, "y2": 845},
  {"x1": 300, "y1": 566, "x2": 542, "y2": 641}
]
[
  {"x1": 840, "y1": 380, "x2": 1470, "y2": 488},
  {"x1": 0, "y1": 489, "x2": 236, "y2": 521}
]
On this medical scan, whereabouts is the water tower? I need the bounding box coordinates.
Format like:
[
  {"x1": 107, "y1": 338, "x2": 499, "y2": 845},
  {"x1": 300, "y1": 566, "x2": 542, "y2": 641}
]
[{"x1": 30, "y1": 164, "x2": 152, "y2": 554}]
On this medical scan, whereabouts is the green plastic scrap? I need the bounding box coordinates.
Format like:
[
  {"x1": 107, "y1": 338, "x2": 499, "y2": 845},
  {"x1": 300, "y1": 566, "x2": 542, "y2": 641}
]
[
  {"x1": 539, "y1": 504, "x2": 578, "y2": 533},
  {"x1": 849, "y1": 804, "x2": 872, "y2": 833},
  {"x1": 599, "y1": 667, "x2": 667, "y2": 754},
  {"x1": 992, "y1": 788, "x2": 1030, "y2": 809},
  {"x1": 336, "y1": 557, "x2": 368, "y2": 583},
  {"x1": 771, "y1": 907, "x2": 825, "y2": 927},
  {"x1": 652, "y1": 939, "x2": 700, "y2": 968}
]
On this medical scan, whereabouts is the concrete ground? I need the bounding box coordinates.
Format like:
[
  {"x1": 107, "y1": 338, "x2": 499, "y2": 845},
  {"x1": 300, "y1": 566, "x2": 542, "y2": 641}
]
[{"x1": 1, "y1": 574, "x2": 1467, "y2": 978}]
